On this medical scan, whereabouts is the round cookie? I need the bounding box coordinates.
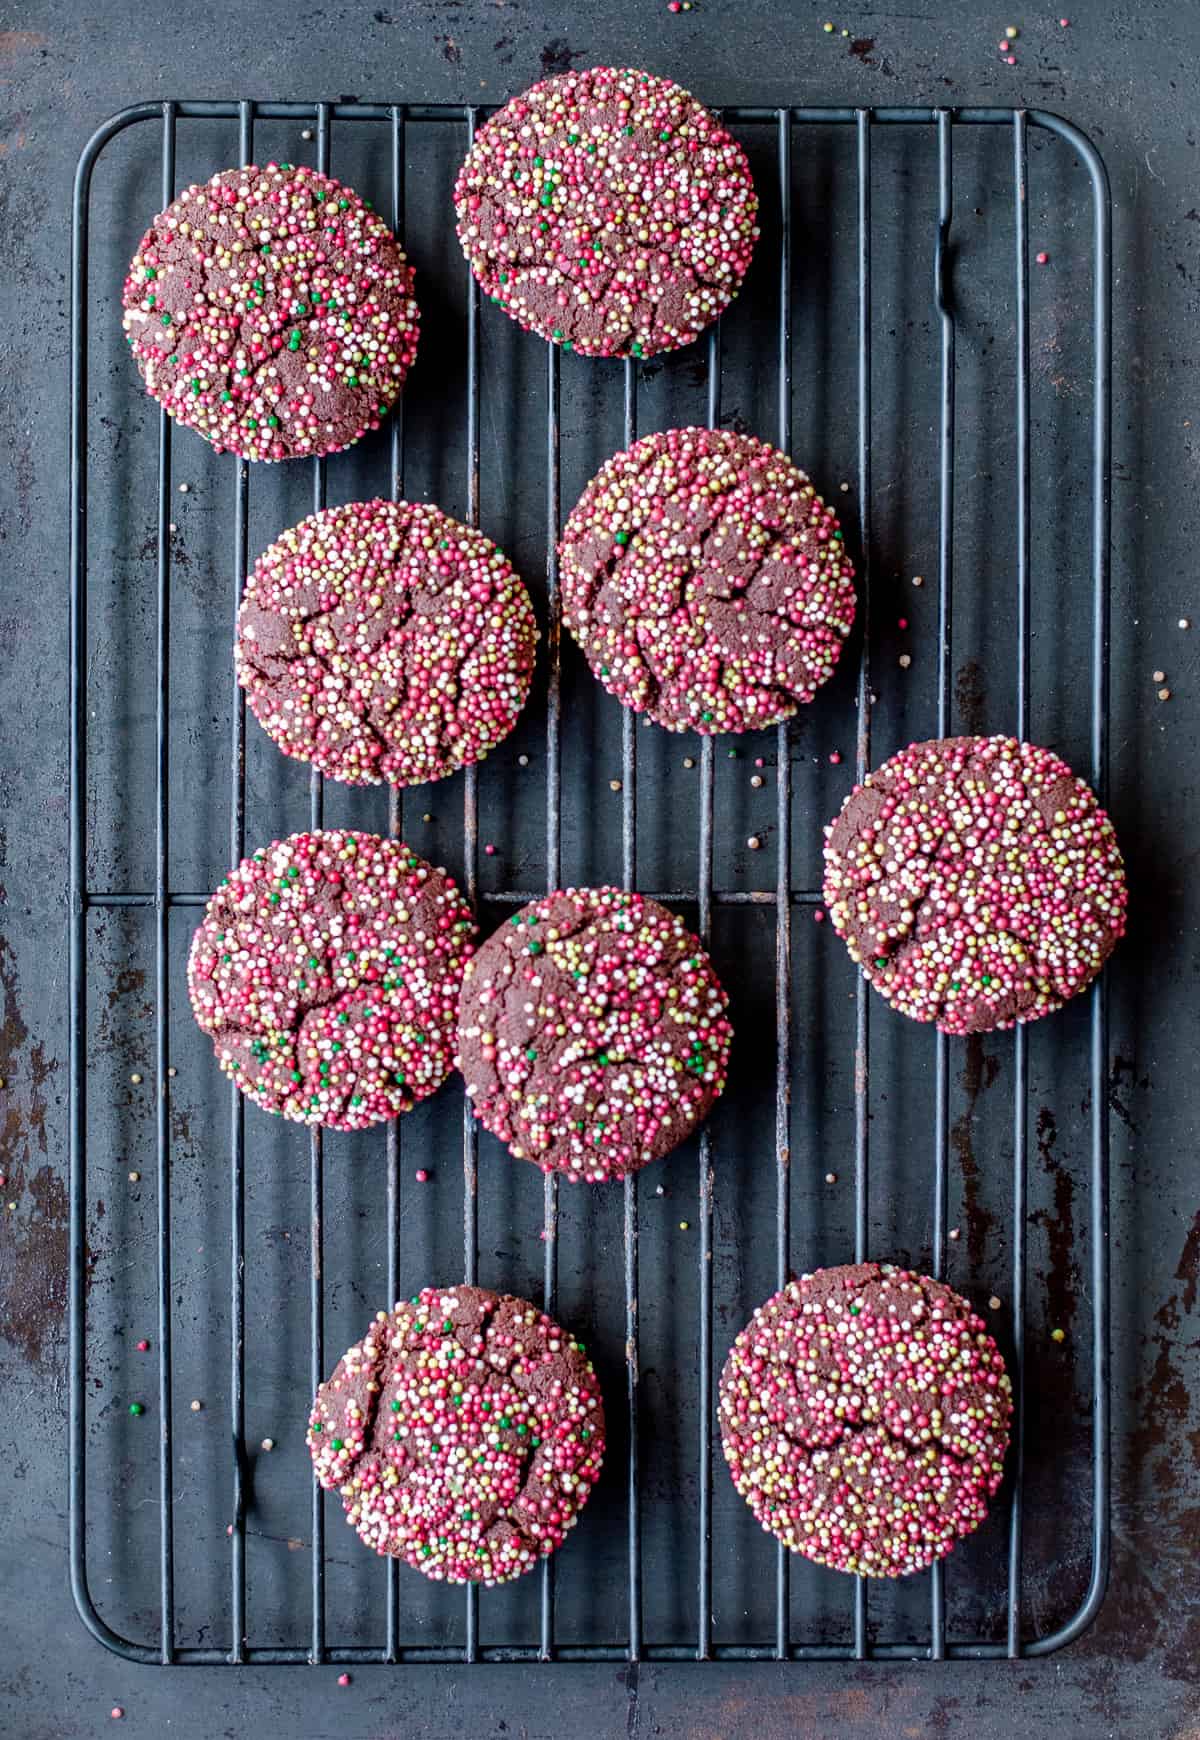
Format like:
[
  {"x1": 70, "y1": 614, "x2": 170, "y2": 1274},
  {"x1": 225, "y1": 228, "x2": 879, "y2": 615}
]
[
  {"x1": 822, "y1": 735, "x2": 1126, "y2": 1036},
  {"x1": 457, "y1": 887, "x2": 732, "y2": 1182},
  {"x1": 236, "y1": 499, "x2": 538, "y2": 787},
  {"x1": 559, "y1": 427, "x2": 856, "y2": 734},
  {"x1": 187, "y1": 830, "x2": 474, "y2": 1130},
  {"x1": 454, "y1": 67, "x2": 758, "y2": 359},
  {"x1": 308, "y1": 1285, "x2": 605, "y2": 1585},
  {"x1": 719, "y1": 1263, "x2": 1012, "y2": 1579},
  {"x1": 122, "y1": 162, "x2": 419, "y2": 461}
]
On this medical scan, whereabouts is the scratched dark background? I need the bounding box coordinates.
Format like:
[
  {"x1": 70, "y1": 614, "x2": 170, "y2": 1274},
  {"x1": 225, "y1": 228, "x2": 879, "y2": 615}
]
[{"x1": 2, "y1": 0, "x2": 1199, "y2": 1735}]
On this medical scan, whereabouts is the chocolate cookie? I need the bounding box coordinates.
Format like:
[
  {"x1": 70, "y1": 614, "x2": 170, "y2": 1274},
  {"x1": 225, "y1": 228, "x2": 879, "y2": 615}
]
[
  {"x1": 822, "y1": 735, "x2": 1126, "y2": 1035},
  {"x1": 236, "y1": 499, "x2": 538, "y2": 787},
  {"x1": 456, "y1": 887, "x2": 732, "y2": 1182},
  {"x1": 719, "y1": 1263, "x2": 1012, "y2": 1579},
  {"x1": 122, "y1": 162, "x2": 419, "y2": 461},
  {"x1": 454, "y1": 67, "x2": 758, "y2": 359},
  {"x1": 559, "y1": 427, "x2": 856, "y2": 734},
  {"x1": 308, "y1": 1285, "x2": 605, "y2": 1585},
  {"x1": 187, "y1": 831, "x2": 474, "y2": 1129}
]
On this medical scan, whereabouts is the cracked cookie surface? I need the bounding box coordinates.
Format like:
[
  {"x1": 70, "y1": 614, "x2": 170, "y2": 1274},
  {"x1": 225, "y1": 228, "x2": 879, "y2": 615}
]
[
  {"x1": 455, "y1": 67, "x2": 758, "y2": 359},
  {"x1": 719, "y1": 1263, "x2": 1012, "y2": 1578},
  {"x1": 122, "y1": 162, "x2": 419, "y2": 461},
  {"x1": 559, "y1": 427, "x2": 856, "y2": 733},
  {"x1": 187, "y1": 830, "x2": 474, "y2": 1129},
  {"x1": 236, "y1": 499, "x2": 538, "y2": 787},
  {"x1": 308, "y1": 1285, "x2": 605, "y2": 1585},
  {"x1": 822, "y1": 735, "x2": 1126, "y2": 1035},
  {"x1": 457, "y1": 887, "x2": 732, "y2": 1182}
]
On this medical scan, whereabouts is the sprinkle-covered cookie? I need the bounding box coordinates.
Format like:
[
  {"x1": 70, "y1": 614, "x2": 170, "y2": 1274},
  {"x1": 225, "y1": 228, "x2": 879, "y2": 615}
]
[
  {"x1": 454, "y1": 67, "x2": 758, "y2": 359},
  {"x1": 308, "y1": 1285, "x2": 605, "y2": 1585},
  {"x1": 187, "y1": 831, "x2": 474, "y2": 1129},
  {"x1": 719, "y1": 1264, "x2": 1012, "y2": 1579},
  {"x1": 122, "y1": 163, "x2": 419, "y2": 461},
  {"x1": 457, "y1": 887, "x2": 732, "y2": 1181},
  {"x1": 822, "y1": 735, "x2": 1126, "y2": 1035},
  {"x1": 236, "y1": 499, "x2": 538, "y2": 787},
  {"x1": 559, "y1": 427, "x2": 855, "y2": 734}
]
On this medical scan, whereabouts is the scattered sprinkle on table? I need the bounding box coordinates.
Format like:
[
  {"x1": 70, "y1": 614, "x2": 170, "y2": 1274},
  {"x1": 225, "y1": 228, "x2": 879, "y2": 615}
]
[
  {"x1": 191, "y1": 1399, "x2": 203, "y2": 1412},
  {"x1": 128, "y1": 1170, "x2": 140, "y2": 1183},
  {"x1": 1036, "y1": 251, "x2": 1050, "y2": 264},
  {"x1": 750, "y1": 774, "x2": 764, "y2": 789},
  {"x1": 609, "y1": 779, "x2": 622, "y2": 792},
  {"x1": 136, "y1": 1339, "x2": 150, "y2": 1352},
  {"x1": 1005, "y1": 25, "x2": 1019, "y2": 38},
  {"x1": 948, "y1": 1227, "x2": 960, "y2": 1241},
  {"x1": 261, "y1": 1437, "x2": 275, "y2": 1451},
  {"x1": 898, "y1": 654, "x2": 911, "y2": 669},
  {"x1": 129, "y1": 1402, "x2": 144, "y2": 1416},
  {"x1": 989, "y1": 1296, "x2": 1002, "y2": 1311},
  {"x1": 747, "y1": 835, "x2": 762, "y2": 850},
  {"x1": 1051, "y1": 1327, "x2": 1066, "y2": 1342},
  {"x1": 683, "y1": 757, "x2": 695, "y2": 769},
  {"x1": 824, "y1": 1172, "x2": 837, "y2": 1184},
  {"x1": 178, "y1": 482, "x2": 189, "y2": 494},
  {"x1": 337, "y1": 1672, "x2": 351, "y2": 1687},
  {"x1": 1179, "y1": 618, "x2": 1190, "y2": 630},
  {"x1": 912, "y1": 574, "x2": 924, "y2": 587},
  {"x1": 518, "y1": 754, "x2": 530, "y2": 766},
  {"x1": 1159, "y1": 687, "x2": 1171, "y2": 701},
  {"x1": 415, "y1": 1168, "x2": 430, "y2": 1184},
  {"x1": 813, "y1": 909, "x2": 825, "y2": 923},
  {"x1": 485, "y1": 844, "x2": 497, "y2": 856},
  {"x1": 1153, "y1": 669, "x2": 1165, "y2": 683},
  {"x1": 111, "y1": 1709, "x2": 124, "y2": 1722},
  {"x1": 130, "y1": 1072, "x2": 142, "y2": 1085},
  {"x1": 679, "y1": 1220, "x2": 690, "y2": 1231}
]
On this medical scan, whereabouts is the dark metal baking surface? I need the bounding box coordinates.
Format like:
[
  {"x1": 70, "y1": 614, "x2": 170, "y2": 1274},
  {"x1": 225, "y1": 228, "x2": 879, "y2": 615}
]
[{"x1": 68, "y1": 100, "x2": 1114, "y2": 1667}]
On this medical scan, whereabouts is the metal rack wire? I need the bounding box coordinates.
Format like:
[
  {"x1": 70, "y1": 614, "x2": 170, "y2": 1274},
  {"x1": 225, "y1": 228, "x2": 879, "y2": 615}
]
[{"x1": 69, "y1": 100, "x2": 1112, "y2": 1665}]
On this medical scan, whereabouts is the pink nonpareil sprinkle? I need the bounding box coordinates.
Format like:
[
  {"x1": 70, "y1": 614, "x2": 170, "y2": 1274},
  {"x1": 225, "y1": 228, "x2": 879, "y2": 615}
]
[
  {"x1": 829, "y1": 751, "x2": 842, "y2": 765},
  {"x1": 898, "y1": 617, "x2": 908, "y2": 630},
  {"x1": 111, "y1": 1711, "x2": 124, "y2": 1722},
  {"x1": 484, "y1": 843, "x2": 496, "y2": 856},
  {"x1": 414, "y1": 1168, "x2": 429, "y2": 1184},
  {"x1": 136, "y1": 1339, "x2": 150, "y2": 1352},
  {"x1": 338, "y1": 1672, "x2": 352, "y2": 1686},
  {"x1": 1036, "y1": 251, "x2": 1050, "y2": 264},
  {"x1": 754, "y1": 757, "x2": 765, "y2": 768},
  {"x1": 813, "y1": 909, "x2": 826, "y2": 923}
]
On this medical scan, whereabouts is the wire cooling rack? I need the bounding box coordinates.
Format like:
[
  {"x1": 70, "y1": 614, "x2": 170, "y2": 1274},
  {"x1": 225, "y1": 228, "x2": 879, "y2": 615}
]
[{"x1": 69, "y1": 99, "x2": 1112, "y2": 1664}]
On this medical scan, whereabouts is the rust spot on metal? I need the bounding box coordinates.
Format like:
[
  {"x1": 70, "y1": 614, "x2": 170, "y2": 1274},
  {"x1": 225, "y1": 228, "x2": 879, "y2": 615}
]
[
  {"x1": 1177, "y1": 1208, "x2": 1200, "y2": 1313},
  {"x1": 1030, "y1": 1105, "x2": 1078, "y2": 1333},
  {"x1": 954, "y1": 658, "x2": 987, "y2": 734},
  {"x1": 950, "y1": 1035, "x2": 999, "y2": 1274}
]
